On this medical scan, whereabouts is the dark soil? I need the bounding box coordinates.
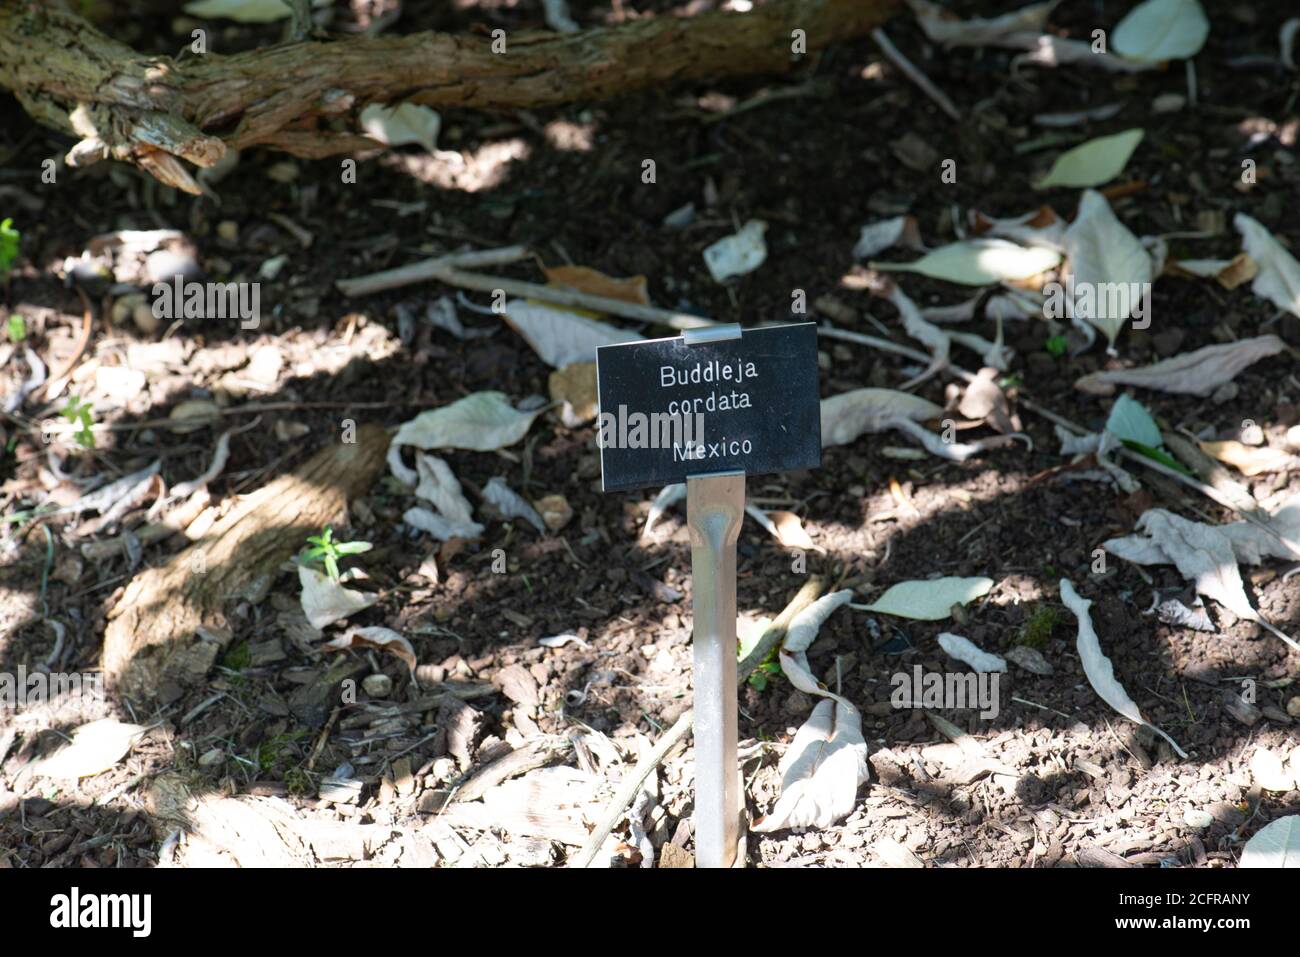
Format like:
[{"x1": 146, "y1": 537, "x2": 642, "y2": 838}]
[{"x1": 1, "y1": 0, "x2": 1298, "y2": 868}]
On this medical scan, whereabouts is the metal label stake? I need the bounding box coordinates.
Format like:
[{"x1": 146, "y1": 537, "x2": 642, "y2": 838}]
[
  {"x1": 681, "y1": 322, "x2": 746, "y2": 869},
  {"x1": 594, "y1": 320, "x2": 820, "y2": 869},
  {"x1": 686, "y1": 469, "x2": 744, "y2": 868}
]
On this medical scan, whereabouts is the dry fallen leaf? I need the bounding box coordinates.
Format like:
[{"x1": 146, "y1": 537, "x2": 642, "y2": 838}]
[
  {"x1": 871, "y1": 238, "x2": 1060, "y2": 286},
  {"x1": 1103, "y1": 510, "x2": 1300, "y2": 651},
  {"x1": 1198, "y1": 439, "x2": 1298, "y2": 477},
  {"x1": 751, "y1": 697, "x2": 869, "y2": 833},
  {"x1": 853, "y1": 215, "x2": 923, "y2": 260},
  {"x1": 1240, "y1": 815, "x2": 1300, "y2": 868},
  {"x1": 543, "y1": 265, "x2": 649, "y2": 305},
  {"x1": 854, "y1": 577, "x2": 994, "y2": 621},
  {"x1": 821, "y1": 388, "x2": 942, "y2": 446},
  {"x1": 483, "y1": 476, "x2": 547, "y2": 534},
  {"x1": 937, "y1": 632, "x2": 1007, "y2": 672},
  {"x1": 907, "y1": 0, "x2": 1060, "y2": 48},
  {"x1": 414, "y1": 453, "x2": 477, "y2": 526},
  {"x1": 322, "y1": 626, "x2": 418, "y2": 676},
  {"x1": 503, "y1": 300, "x2": 639, "y2": 367},
  {"x1": 1236, "y1": 213, "x2": 1300, "y2": 318},
  {"x1": 1250, "y1": 747, "x2": 1296, "y2": 792},
  {"x1": 969, "y1": 204, "x2": 1066, "y2": 251},
  {"x1": 1060, "y1": 188, "x2": 1154, "y2": 349},
  {"x1": 958, "y1": 367, "x2": 1021, "y2": 433},
  {"x1": 391, "y1": 392, "x2": 541, "y2": 459},
  {"x1": 1060, "y1": 579, "x2": 1187, "y2": 758},
  {"x1": 29, "y1": 718, "x2": 148, "y2": 780},
  {"x1": 1073, "y1": 335, "x2": 1285, "y2": 396},
  {"x1": 548, "y1": 362, "x2": 598, "y2": 427},
  {"x1": 745, "y1": 505, "x2": 823, "y2": 552},
  {"x1": 298, "y1": 565, "x2": 379, "y2": 630},
  {"x1": 703, "y1": 220, "x2": 768, "y2": 282},
  {"x1": 1167, "y1": 252, "x2": 1258, "y2": 289}
]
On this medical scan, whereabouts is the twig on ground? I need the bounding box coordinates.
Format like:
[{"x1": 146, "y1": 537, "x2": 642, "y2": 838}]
[
  {"x1": 31, "y1": 287, "x2": 93, "y2": 404},
  {"x1": 871, "y1": 27, "x2": 962, "y2": 122},
  {"x1": 338, "y1": 245, "x2": 717, "y2": 331},
  {"x1": 335, "y1": 246, "x2": 533, "y2": 296}
]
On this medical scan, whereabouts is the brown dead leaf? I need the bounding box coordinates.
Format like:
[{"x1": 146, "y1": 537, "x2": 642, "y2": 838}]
[
  {"x1": 1199, "y1": 439, "x2": 1298, "y2": 477},
  {"x1": 548, "y1": 361, "x2": 598, "y2": 427},
  {"x1": 957, "y1": 367, "x2": 1021, "y2": 434},
  {"x1": 322, "y1": 626, "x2": 417, "y2": 676},
  {"x1": 767, "y1": 511, "x2": 821, "y2": 551},
  {"x1": 544, "y1": 265, "x2": 649, "y2": 305},
  {"x1": 1216, "y1": 252, "x2": 1259, "y2": 290}
]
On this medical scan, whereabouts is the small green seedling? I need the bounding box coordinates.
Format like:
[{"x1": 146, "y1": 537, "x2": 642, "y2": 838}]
[
  {"x1": 0, "y1": 219, "x2": 18, "y2": 279},
  {"x1": 302, "y1": 524, "x2": 372, "y2": 581},
  {"x1": 6, "y1": 315, "x2": 25, "y2": 342},
  {"x1": 739, "y1": 624, "x2": 783, "y2": 691},
  {"x1": 1044, "y1": 334, "x2": 1069, "y2": 358},
  {"x1": 747, "y1": 658, "x2": 783, "y2": 692},
  {"x1": 60, "y1": 395, "x2": 95, "y2": 449}
]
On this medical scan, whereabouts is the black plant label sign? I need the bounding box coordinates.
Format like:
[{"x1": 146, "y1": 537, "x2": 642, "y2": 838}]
[{"x1": 596, "y1": 322, "x2": 821, "y2": 492}]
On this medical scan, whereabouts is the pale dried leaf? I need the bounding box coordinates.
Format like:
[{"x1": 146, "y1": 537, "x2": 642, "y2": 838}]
[
  {"x1": 1113, "y1": 0, "x2": 1210, "y2": 63},
  {"x1": 503, "y1": 300, "x2": 639, "y2": 367},
  {"x1": 958, "y1": 367, "x2": 1020, "y2": 433},
  {"x1": 1169, "y1": 253, "x2": 1257, "y2": 289},
  {"x1": 543, "y1": 265, "x2": 648, "y2": 304},
  {"x1": 403, "y1": 506, "x2": 484, "y2": 541},
  {"x1": 937, "y1": 632, "x2": 1007, "y2": 672},
  {"x1": 641, "y1": 483, "x2": 686, "y2": 537},
  {"x1": 1035, "y1": 130, "x2": 1144, "y2": 190},
  {"x1": 820, "y1": 388, "x2": 941, "y2": 447},
  {"x1": 703, "y1": 220, "x2": 768, "y2": 282},
  {"x1": 871, "y1": 238, "x2": 1060, "y2": 285},
  {"x1": 751, "y1": 698, "x2": 869, "y2": 832},
  {"x1": 298, "y1": 564, "x2": 379, "y2": 630},
  {"x1": 853, "y1": 216, "x2": 922, "y2": 260},
  {"x1": 907, "y1": 0, "x2": 1059, "y2": 47},
  {"x1": 1061, "y1": 189, "x2": 1154, "y2": 347},
  {"x1": 483, "y1": 476, "x2": 546, "y2": 533},
  {"x1": 1074, "y1": 335, "x2": 1284, "y2": 396},
  {"x1": 1060, "y1": 578, "x2": 1187, "y2": 758},
  {"x1": 392, "y1": 392, "x2": 540, "y2": 453},
  {"x1": 744, "y1": 505, "x2": 821, "y2": 551},
  {"x1": 414, "y1": 454, "x2": 477, "y2": 524},
  {"x1": 1129, "y1": 511, "x2": 1261, "y2": 625},
  {"x1": 1240, "y1": 816, "x2": 1300, "y2": 868},
  {"x1": 969, "y1": 205, "x2": 1066, "y2": 251},
  {"x1": 1199, "y1": 439, "x2": 1298, "y2": 477},
  {"x1": 360, "y1": 103, "x2": 441, "y2": 152},
  {"x1": 30, "y1": 718, "x2": 147, "y2": 780},
  {"x1": 854, "y1": 577, "x2": 993, "y2": 621},
  {"x1": 1236, "y1": 213, "x2": 1300, "y2": 318}
]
